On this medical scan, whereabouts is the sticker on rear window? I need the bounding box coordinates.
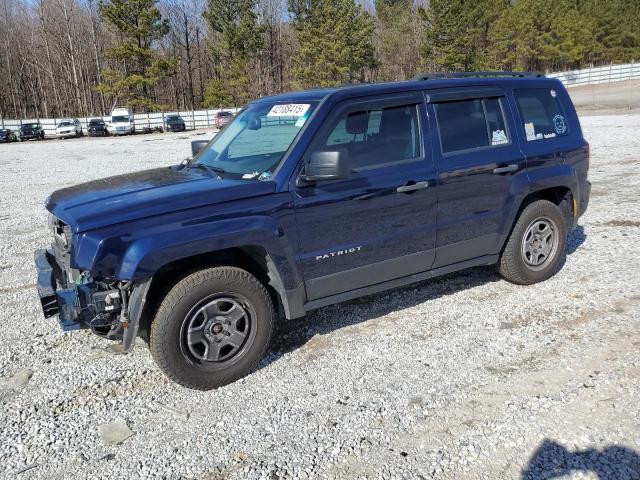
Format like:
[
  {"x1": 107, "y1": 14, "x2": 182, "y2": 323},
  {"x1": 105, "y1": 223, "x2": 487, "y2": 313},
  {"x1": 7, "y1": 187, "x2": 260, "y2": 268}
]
[
  {"x1": 553, "y1": 114, "x2": 567, "y2": 135},
  {"x1": 267, "y1": 104, "x2": 310, "y2": 117},
  {"x1": 491, "y1": 130, "x2": 508, "y2": 145},
  {"x1": 524, "y1": 122, "x2": 536, "y2": 141}
]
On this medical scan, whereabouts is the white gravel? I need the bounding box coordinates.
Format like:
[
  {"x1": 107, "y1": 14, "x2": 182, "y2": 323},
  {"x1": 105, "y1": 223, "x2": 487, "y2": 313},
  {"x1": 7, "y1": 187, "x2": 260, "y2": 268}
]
[{"x1": 0, "y1": 118, "x2": 639, "y2": 480}]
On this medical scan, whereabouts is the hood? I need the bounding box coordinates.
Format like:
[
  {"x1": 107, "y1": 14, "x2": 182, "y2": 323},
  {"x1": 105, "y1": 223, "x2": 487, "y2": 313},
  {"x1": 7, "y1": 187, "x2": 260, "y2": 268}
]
[{"x1": 47, "y1": 166, "x2": 277, "y2": 233}]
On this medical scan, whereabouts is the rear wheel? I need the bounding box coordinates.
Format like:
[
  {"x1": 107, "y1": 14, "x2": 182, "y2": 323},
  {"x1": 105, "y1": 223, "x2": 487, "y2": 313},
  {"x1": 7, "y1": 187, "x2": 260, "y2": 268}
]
[
  {"x1": 498, "y1": 200, "x2": 567, "y2": 285},
  {"x1": 149, "y1": 266, "x2": 274, "y2": 390}
]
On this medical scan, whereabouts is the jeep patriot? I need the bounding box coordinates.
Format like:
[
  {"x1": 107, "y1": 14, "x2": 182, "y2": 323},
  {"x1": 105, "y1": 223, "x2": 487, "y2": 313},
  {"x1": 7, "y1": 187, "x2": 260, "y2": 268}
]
[{"x1": 35, "y1": 72, "x2": 591, "y2": 389}]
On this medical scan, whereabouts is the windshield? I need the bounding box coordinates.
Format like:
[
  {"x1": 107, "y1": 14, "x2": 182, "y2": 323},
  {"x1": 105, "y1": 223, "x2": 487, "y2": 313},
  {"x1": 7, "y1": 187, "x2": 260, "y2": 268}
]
[
  {"x1": 22, "y1": 124, "x2": 38, "y2": 130},
  {"x1": 0, "y1": 129, "x2": 6, "y2": 134},
  {"x1": 167, "y1": 116, "x2": 181, "y2": 122},
  {"x1": 89, "y1": 119, "x2": 104, "y2": 125},
  {"x1": 194, "y1": 101, "x2": 316, "y2": 177},
  {"x1": 112, "y1": 115, "x2": 130, "y2": 123},
  {"x1": 58, "y1": 121, "x2": 73, "y2": 127}
]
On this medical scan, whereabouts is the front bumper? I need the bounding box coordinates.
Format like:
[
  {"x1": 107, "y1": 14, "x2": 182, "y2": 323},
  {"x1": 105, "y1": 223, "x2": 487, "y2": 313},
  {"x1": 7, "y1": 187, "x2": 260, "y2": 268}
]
[
  {"x1": 35, "y1": 249, "x2": 122, "y2": 332},
  {"x1": 56, "y1": 131, "x2": 76, "y2": 138},
  {"x1": 35, "y1": 249, "x2": 83, "y2": 330}
]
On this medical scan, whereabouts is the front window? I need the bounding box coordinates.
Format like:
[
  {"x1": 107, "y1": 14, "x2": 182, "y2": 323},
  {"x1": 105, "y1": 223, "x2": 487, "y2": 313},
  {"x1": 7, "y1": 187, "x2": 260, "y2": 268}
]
[
  {"x1": 112, "y1": 116, "x2": 130, "y2": 123},
  {"x1": 89, "y1": 120, "x2": 104, "y2": 126},
  {"x1": 58, "y1": 121, "x2": 73, "y2": 127},
  {"x1": 194, "y1": 101, "x2": 317, "y2": 177}
]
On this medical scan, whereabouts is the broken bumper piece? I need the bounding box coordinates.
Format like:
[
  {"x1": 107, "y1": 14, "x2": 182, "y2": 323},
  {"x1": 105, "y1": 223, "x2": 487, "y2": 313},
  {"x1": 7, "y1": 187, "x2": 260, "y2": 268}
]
[{"x1": 34, "y1": 249, "x2": 121, "y2": 332}]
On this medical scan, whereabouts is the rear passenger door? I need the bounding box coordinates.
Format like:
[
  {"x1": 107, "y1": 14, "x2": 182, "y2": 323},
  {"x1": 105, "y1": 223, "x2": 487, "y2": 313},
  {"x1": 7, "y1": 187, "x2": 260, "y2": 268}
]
[
  {"x1": 293, "y1": 94, "x2": 438, "y2": 301},
  {"x1": 427, "y1": 88, "x2": 528, "y2": 267}
]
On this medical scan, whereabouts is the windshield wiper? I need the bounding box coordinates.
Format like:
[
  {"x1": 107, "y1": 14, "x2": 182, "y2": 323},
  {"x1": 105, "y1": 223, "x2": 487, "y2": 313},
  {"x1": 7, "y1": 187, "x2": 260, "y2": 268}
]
[{"x1": 187, "y1": 162, "x2": 225, "y2": 176}]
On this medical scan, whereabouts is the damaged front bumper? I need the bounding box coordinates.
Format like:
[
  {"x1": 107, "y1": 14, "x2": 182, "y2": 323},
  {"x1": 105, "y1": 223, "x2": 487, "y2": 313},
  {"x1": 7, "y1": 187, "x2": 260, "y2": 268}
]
[
  {"x1": 34, "y1": 249, "x2": 150, "y2": 351},
  {"x1": 35, "y1": 249, "x2": 121, "y2": 331}
]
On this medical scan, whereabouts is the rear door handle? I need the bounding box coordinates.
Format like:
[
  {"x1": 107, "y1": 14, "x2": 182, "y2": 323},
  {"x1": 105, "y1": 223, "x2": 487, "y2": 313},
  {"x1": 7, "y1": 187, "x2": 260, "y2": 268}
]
[
  {"x1": 396, "y1": 181, "x2": 429, "y2": 193},
  {"x1": 492, "y1": 164, "x2": 518, "y2": 175}
]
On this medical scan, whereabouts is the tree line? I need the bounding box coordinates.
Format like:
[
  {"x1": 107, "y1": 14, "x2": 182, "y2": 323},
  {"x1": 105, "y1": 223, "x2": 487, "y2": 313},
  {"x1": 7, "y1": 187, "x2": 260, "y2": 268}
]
[{"x1": 1, "y1": 0, "x2": 638, "y2": 119}]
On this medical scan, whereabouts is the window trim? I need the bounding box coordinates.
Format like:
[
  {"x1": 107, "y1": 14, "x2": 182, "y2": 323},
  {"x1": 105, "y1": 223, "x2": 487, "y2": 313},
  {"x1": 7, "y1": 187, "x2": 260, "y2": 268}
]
[
  {"x1": 513, "y1": 87, "x2": 570, "y2": 142},
  {"x1": 300, "y1": 93, "x2": 426, "y2": 179},
  {"x1": 434, "y1": 96, "x2": 513, "y2": 157}
]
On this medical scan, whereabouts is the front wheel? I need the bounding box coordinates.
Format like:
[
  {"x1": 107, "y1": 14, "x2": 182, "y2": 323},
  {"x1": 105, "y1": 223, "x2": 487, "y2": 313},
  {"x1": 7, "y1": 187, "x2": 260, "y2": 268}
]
[
  {"x1": 149, "y1": 266, "x2": 274, "y2": 390},
  {"x1": 498, "y1": 200, "x2": 567, "y2": 285}
]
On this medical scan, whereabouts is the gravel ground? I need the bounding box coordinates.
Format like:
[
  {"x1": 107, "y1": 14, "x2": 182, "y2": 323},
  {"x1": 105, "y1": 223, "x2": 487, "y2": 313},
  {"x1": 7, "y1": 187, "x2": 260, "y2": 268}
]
[{"x1": 0, "y1": 117, "x2": 639, "y2": 480}]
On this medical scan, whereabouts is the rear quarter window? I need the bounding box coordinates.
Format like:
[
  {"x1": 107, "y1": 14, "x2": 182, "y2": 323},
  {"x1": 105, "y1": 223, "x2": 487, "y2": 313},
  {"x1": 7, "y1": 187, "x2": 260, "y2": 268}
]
[{"x1": 514, "y1": 88, "x2": 568, "y2": 141}]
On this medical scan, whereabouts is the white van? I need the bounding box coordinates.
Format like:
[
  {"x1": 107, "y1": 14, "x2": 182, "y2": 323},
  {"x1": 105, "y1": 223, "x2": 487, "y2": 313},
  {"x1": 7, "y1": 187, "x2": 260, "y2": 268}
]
[{"x1": 109, "y1": 107, "x2": 135, "y2": 135}]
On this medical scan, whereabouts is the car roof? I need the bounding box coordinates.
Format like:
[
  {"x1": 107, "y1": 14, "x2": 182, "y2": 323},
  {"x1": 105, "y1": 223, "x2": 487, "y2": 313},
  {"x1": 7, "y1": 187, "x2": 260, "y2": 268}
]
[{"x1": 253, "y1": 76, "x2": 563, "y2": 105}]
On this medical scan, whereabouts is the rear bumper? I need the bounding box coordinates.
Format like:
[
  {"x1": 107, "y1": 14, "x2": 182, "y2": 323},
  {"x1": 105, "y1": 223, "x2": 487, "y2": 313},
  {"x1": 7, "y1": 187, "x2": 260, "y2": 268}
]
[{"x1": 578, "y1": 180, "x2": 591, "y2": 218}]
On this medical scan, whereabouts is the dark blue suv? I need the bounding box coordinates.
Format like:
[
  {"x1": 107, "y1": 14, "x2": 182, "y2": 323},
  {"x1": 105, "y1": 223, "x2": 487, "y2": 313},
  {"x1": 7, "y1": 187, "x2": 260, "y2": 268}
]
[{"x1": 35, "y1": 72, "x2": 590, "y2": 389}]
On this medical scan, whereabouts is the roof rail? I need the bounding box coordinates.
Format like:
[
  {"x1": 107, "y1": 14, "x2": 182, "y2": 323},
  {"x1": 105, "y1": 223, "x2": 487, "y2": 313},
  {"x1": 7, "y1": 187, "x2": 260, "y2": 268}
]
[{"x1": 413, "y1": 71, "x2": 545, "y2": 81}]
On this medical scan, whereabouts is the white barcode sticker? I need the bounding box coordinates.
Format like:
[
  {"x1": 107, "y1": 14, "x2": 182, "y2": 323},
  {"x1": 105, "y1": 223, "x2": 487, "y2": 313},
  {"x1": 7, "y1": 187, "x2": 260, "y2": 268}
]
[{"x1": 267, "y1": 104, "x2": 310, "y2": 117}]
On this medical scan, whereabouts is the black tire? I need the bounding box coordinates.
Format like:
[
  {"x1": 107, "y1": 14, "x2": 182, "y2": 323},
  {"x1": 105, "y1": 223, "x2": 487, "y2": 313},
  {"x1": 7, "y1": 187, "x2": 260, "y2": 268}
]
[
  {"x1": 498, "y1": 200, "x2": 567, "y2": 285},
  {"x1": 149, "y1": 266, "x2": 274, "y2": 390}
]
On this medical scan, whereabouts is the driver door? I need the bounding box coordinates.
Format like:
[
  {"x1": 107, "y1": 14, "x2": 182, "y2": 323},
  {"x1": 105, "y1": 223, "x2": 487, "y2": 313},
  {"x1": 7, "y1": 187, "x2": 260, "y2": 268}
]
[{"x1": 293, "y1": 94, "x2": 438, "y2": 301}]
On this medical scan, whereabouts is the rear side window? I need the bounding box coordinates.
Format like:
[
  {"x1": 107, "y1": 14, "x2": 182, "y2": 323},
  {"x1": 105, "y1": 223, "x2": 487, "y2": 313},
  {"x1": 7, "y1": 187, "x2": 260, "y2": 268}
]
[
  {"x1": 321, "y1": 104, "x2": 420, "y2": 170},
  {"x1": 514, "y1": 88, "x2": 568, "y2": 141},
  {"x1": 435, "y1": 97, "x2": 510, "y2": 154}
]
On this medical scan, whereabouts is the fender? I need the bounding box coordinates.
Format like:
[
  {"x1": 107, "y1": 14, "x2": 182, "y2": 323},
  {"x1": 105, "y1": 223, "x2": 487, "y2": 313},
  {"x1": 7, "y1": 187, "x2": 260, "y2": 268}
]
[
  {"x1": 72, "y1": 193, "x2": 304, "y2": 293},
  {"x1": 527, "y1": 162, "x2": 578, "y2": 196},
  {"x1": 498, "y1": 162, "x2": 578, "y2": 248}
]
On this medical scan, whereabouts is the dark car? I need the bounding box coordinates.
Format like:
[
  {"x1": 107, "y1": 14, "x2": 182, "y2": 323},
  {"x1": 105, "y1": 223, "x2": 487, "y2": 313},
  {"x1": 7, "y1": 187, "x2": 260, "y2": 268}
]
[
  {"x1": 88, "y1": 118, "x2": 108, "y2": 137},
  {"x1": 164, "y1": 115, "x2": 186, "y2": 132},
  {"x1": 35, "y1": 72, "x2": 590, "y2": 390},
  {"x1": 0, "y1": 128, "x2": 17, "y2": 142},
  {"x1": 214, "y1": 110, "x2": 233, "y2": 128},
  {"x1": 20, "y1": 122, "x2": 45, "y2": 140}
]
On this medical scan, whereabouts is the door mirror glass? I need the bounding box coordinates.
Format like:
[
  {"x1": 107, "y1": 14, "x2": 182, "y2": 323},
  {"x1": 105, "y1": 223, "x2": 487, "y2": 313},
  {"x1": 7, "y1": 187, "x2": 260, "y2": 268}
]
[
  {"x1": 302, "y1": 149, "x2": 351, "y2": 182},
  {"x1": 191, "y1": 140, "x2": 208, "y2": 158}
]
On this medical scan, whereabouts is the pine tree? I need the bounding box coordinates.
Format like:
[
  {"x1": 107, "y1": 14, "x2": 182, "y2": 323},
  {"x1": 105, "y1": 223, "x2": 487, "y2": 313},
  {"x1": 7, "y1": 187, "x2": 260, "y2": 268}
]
[
  {"x1": 203, "y1": 0, "x2": 264, "y2": 106},
  {"x1": 288, "y1": 0, "x2": 376, "y2": 89},
  {"x1": 375, "y1": 0, "x2": 421, "y2": 81},
  {"x1": 97, "y1": 0, "x2": 177, "y2": 111},
  {"x1": 419, "y1": 0, "x2": 505, "y2": 72}
]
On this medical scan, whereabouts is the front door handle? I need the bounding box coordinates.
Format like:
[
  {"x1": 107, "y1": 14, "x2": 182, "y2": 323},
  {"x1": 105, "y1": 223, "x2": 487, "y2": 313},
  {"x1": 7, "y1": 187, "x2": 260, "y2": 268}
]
[
  {"x1": 492, "y1": 164, "x2": 518, "y2": 175},
  {"x1": 396, "y1": 181, "x2": 429, "y2": 193}
]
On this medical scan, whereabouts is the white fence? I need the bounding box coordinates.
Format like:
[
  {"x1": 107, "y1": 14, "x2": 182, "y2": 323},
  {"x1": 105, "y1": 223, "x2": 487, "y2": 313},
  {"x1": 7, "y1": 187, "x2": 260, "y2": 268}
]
[
  {"x1": 547, "y1": 62, "x2": 640, "y2": 87},
  {"x1": 0, "y1": 108, "x2": 239, "y2": 138}
]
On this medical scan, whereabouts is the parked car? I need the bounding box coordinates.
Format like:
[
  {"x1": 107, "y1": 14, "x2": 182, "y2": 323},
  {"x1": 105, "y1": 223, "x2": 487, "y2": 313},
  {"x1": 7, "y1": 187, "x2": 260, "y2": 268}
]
[
  {"x1": 35, "y1": 72, "x2": 590, "y2": 390},
  {"x1": 20, "y1": 122, "x2": 45, "y2": 140},
  {"x1": 214, "y1": 110, "x2": 233, "y2": 128},
  {"x1": 88, "y1": 118, "x2": 108, "y2": 137},
  {"x1": 0, "y1": 128, "x2": 18, "y2": 142},
  {"x1": 56, "y1": 119, "x2": 82, "y2": 139},
  {"x1": 164, "y1": 114, "x2": 186, "y2": 132},
  {"x1": 109, "y1": 107, "x2": 135, "y2": 135}
]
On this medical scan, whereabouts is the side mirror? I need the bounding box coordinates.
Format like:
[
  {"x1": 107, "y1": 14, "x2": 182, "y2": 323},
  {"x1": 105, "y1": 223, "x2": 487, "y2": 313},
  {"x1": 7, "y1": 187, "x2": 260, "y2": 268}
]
[
  {"x1": 247, "y1": 117, "x2": 261, "y2": 130},
  {"x1": 191, "y1": 140, "x2": 208, "y2": 158},
  {"x1": 302, "y1": 149, "x2": 350, "y2": 182}
]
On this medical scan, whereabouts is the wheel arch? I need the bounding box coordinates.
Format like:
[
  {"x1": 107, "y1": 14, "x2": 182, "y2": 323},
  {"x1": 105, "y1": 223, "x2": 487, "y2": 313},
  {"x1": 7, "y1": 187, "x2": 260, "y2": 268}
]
[
  {"x1": 137, "y1": 246, "x2": 298, "y2": 342},
  {"x1": 500, "y1": 184, "x2": 575, "y2": 256}
]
